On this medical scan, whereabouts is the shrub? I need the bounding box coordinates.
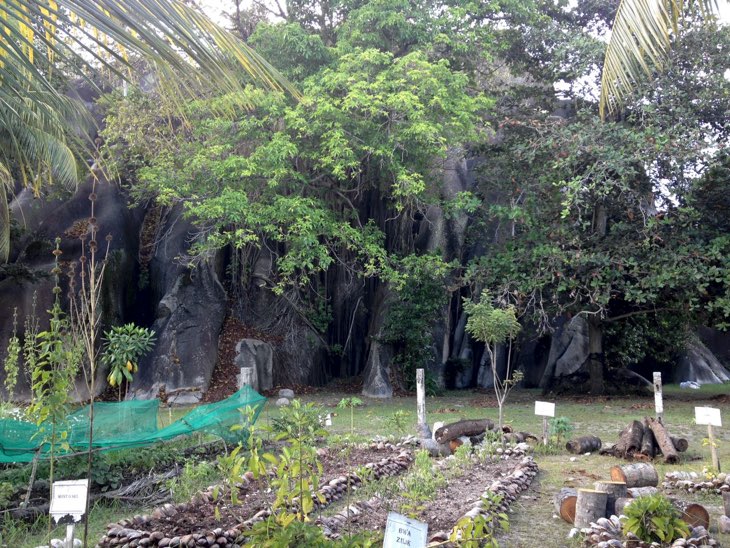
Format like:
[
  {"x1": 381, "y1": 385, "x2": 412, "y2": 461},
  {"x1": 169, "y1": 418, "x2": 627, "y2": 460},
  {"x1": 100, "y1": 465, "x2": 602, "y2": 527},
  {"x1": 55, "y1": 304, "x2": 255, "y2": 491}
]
[{"x1": 622, "y1": 494, "x2": 689, "y2": 544}]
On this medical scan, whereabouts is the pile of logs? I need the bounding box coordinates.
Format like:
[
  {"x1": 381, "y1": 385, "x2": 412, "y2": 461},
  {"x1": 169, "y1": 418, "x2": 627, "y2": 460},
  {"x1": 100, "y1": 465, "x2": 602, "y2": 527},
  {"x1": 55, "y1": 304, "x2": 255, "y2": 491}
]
[
  {"x1": 420, "y1": 418, "x2": 537, "y2": 456},
  {"x1": 600, "y1": 418, "x2": 688, "y2": 464},
  {"x1": 554, "y1": 463, "x2": 710, "y2": 531}
]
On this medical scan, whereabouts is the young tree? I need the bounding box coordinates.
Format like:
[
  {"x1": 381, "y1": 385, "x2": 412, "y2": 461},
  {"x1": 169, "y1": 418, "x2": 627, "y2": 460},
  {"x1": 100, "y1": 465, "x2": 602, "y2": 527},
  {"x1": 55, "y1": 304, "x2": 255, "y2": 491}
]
[{"x1": 463, "y1": 290, "x2": 522, "y2": 431}]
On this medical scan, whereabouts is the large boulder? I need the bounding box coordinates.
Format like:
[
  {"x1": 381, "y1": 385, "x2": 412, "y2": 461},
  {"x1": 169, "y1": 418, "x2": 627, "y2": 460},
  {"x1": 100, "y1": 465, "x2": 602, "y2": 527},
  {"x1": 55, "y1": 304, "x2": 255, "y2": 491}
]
[
  {"x1": 675, "y1": 339, "x2": 730, "y2": 385},
  {"x1": 129, "y1": 206, "x2": 227, "y2": 404},
  {"x1": 539, "y1": 316, "x2": 589, "y2": 389},
  {"x1": 234, "y1": 339, "x2": 274, "y2": 393}
]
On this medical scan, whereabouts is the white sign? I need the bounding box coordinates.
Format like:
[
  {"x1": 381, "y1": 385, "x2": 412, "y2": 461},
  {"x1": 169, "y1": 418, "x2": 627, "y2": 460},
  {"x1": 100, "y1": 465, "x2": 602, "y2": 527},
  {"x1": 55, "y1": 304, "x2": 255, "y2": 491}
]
[
  {"x1": 695, "y1": 407, "x2": 722, "y2": 427},
  {"x1": 534, "y1": 401, "x2": 555, "y2": 417},
  {"x1": 50, "y1": 479, "x2": 89, "y2": 523},
  {"x1": 384, "y1": 512, "x2": 428, "y2": 548}
]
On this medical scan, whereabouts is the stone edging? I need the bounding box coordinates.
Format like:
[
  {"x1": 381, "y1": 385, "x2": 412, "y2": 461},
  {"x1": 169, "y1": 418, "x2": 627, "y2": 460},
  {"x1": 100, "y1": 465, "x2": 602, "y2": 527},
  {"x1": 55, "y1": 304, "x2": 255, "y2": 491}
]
[
  {"x1": 662, "y1": 471, "x2": 730, "y2": 494},
  {"x1": 96, "y1": 449, "x2": 413, "y2": 548}
]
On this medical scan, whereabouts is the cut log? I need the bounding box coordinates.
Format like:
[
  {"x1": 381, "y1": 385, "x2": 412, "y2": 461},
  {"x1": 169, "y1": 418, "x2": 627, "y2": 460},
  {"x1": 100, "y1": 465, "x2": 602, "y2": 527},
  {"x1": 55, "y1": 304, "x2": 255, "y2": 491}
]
[
  {"x1": 566, "y1": 436, "x2": 602, "y2": 454},
  {"x1": 610, "y1": 463, "x2": 659, "y2": 488},
  {"x1": 594, "y1": 481, "x2": 627, "y2": 517},
  {"x1": 574, "y1": 489, "x2": 608, "y2": 528},
  {"x1": 627, "y1": 486, "x2": 659, "y2": 498},
  {"x1": 723, "y1": 491, "x2": 730, "y2": 518},
  {"x1": 419, "y1": 438, "x2": 451, "y2": 457},
  {"x1": 554, "y1": 487, "x2": 577, "y2": 524},
  {"x1": 639, "y1": 421, "x2": 656, "y2": 459},
  {"x1": 615, "y1": 420, "x2": 644, "y2": 458},
  {"x1": 671, "y1": 499, "x2": 710, "y2": 529},
  {"x1": 646, "y1": 417, "x2": 678, "y2": 464},
  {"x1": 614, "y1": 497, "x2": 634, "y2": 516},
  {"x1": 434, "y1": 419, "x2": 494, "y2": 444},
  {"x1": 670, "y1": 436, "x2": 689, "y2": 453}
]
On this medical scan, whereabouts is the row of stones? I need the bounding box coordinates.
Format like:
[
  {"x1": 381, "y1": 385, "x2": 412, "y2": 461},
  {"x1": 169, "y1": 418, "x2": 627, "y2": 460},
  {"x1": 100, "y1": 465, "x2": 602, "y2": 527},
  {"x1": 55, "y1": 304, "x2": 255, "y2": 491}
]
[
  {"x1": 96, "y1": 449, "x2": 413, "y2": 548},
  {"x1": 662, "y1": 471, "x2": 730, "y2": 494},
  {"x1": 429, "y1": 455, "x2": 539, "y2": 544},
  {"x1": 580, "y1": 515, "x2": 717, "y2": 547}
]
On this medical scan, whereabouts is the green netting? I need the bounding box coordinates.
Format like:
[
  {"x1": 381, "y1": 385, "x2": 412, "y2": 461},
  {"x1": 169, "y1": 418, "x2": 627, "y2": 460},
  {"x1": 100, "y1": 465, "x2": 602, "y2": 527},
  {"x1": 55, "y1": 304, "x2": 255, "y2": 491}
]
[{"x1": 0, "y1": 385, "x2": 266, "y2": 463}]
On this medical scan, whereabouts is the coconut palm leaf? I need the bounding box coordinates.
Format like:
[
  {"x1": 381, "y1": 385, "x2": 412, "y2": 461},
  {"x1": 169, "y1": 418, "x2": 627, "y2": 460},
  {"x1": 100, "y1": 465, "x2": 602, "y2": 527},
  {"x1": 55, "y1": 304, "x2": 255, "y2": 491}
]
[
  {"x1": 599, "y1": 0, "x2": 723, "y2": 119},
  {"x1": 0, "y1": 0, "x2": 298, "y2": 263}
]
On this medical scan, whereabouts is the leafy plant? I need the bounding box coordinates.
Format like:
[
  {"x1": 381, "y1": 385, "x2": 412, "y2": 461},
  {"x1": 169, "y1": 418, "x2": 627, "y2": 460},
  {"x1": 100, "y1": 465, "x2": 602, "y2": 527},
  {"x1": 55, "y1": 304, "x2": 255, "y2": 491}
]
[
  {"x1": 2, "y1": 308, "x2": 20, "y2": 405},
  {"x1": 622, "y1": 494, "x2": 689, "y2": 544},
  {"x1": 400, "y1": 450, "x2": 446, "y2": 517},
  {"x1": 167, "y1": 460, "x2": 219, "y2": 503},
  {"x1": 549, "y1": 416, "x2": 574, "y2": 445},
  {"x1": 385, "y1": 410, "x2": 411, "y2": 436},
  {"x1": 101, "y1": 323, "x2": 156, "y2": 400},
  {"x1": 337, "y1": 397, "x2": 363, "y2": 435},
  {"x1": 463, "y1": 290, "x2": 522, "y2": 431},
  {"x1": 270, "y1": 400, "x2": 326, "y2": 444},
  {"x1": 449, "y1": 491, "x2": 508, "y2": 547}
]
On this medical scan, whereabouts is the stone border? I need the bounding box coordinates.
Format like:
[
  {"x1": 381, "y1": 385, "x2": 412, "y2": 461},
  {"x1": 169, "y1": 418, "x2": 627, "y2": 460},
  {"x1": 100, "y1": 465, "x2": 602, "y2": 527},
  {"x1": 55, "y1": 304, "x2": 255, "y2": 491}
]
[
  {"x1": 96, "y1": 449, "x2": 413, "y2": 547},
  {"x1": 578, "y1": 515, "x2": 718, "y2": 547},
  {"x1": 662, "y1": 471, "x2": 730, "y2": 495},
  {"x1": 428, "y1": 455, "x2": 539, "y2": 544}
]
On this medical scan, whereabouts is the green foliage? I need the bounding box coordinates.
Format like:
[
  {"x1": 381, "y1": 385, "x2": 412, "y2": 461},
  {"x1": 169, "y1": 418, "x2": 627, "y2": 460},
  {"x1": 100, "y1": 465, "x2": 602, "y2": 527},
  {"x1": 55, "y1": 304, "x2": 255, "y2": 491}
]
[
  {"x1": 270, "y1": 400, "x2": 327, "y2": 444},
  {"x1": 167, "y1": 460, "x2": 219, "y2": 504},
  {"x1": 449, "y1": 491, "x2": 508, "y2": 547},
  {"x1": 622, "y1": 494, "x2": 689, "y2": 544},
  {"x1": 101, "y1": 323, "x2": 156, "y2": 395},
  {"x1": 548, "y1": 417, "x2": 574, "y2": 445},
  {"x1": 245, "y1": 517, "x2": 380, "y2": 547},
  {"x1": 384, "y1": 410, "x2": 411, "y2": 435},
  {"x1": 383, "y1": 254, "x2": 452, "y2": 391},
  {"x1": 0, "y1": 482, "x2": 15, "y2": 508},
  {"x1": 463, "y1": 290, "x2": 521, "y2": 346},
  {"x1": 400, "y1": 449, "x2": 446, "y2": 517},
  {"x1": 337, "y1": 397, "x2": 363, "y2": 435},
  {"x1": 2, "y1": 308, "x2": 20, "y2": 404}
]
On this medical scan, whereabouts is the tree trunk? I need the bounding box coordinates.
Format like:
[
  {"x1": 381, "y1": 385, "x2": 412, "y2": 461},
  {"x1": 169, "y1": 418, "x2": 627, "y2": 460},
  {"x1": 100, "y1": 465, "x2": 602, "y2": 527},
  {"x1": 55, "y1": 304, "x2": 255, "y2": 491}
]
[
  {"x1": 671, "y1": 499, "x2": 710, "y2": 529},
  {"x1": 610, "y1": 463, "x2": 658, "y2": 488},
  {"x1": 554, "y1": 487, "x2": 577, "y2": 524},
  {"x1": 671, "y1": 437, "x2": 689, "y2": 453},
  {"x1": 640, "y1": 420, "x2": 656, "y2": 459},
  {"x1": 616, "y1": 420, "x2": 644, "y2": 458},
  {"x1": 723, "y1": 491, "x2": 730, "y2": 518},
  {"x1": 614, "y1": 497, "x2": 633, "y2": 516},
  {"x1": 646, "y1": 417, "x2": 678, "y2": 464},
  {"x1": 566, "y1": 436, "x2": 602, "y2": 454},
  {"x1": 434, "y1": 419, "x2": 494, "y2": 444},
  {"x1": 587, "y1": 316, "x2": 605, "y2": 395},
  {"x1": 594, "y1": 481, "x2": 627, "y2": 518},
  {"x1": 574, "y1": 489, "x2": 608, "y2": 528}
]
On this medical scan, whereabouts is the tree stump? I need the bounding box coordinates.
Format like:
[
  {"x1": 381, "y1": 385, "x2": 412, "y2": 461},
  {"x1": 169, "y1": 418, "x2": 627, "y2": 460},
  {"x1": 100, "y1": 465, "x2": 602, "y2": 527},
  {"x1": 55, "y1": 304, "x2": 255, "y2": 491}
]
[
  {"x1": 594, "y1": 481, "x2": 627, "y2": 517},
  {"x1": 646, "y1": 417, "x2": 678, "y2": 464},
  {"x1": 554, "y1": 487, "x2": 577, "y2": 523},
  {"x1": 575, "y1": 489, "x2": 608, "y2": 528},
  {"x1": 614, "y1": 497, "x2": 634, "y2": 516},
  {"x1": 627, "y1": 486, "x2": 659, "y2": 498},
  {"x1": 610, "y1": 463, "x2": 658, "y2": 488},
  {"x1": 434, "y1": 419, "x2": 494, "y2": 444},
  {"x1": 616, "y1": 420, "x2": 644, "y2": 458},
  {"x1": 566, "y1": 436, "x2": 602, "y2": 454},
  {"x1": 671, "y1": 499, "x2": 710, "y2": 529},
  {"x1": 670, "y1": 436, "x2": 689, "y2": 453}
]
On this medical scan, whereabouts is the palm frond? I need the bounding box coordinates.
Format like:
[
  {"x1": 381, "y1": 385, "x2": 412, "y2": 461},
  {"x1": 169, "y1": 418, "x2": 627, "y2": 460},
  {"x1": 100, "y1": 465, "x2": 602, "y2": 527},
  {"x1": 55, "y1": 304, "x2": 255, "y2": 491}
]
[
  {"x1": 0, "y1": 166, "x2": 11, "y2": 264},
  {"x1": 599, "y1": 0, "x2": 722, "y2": 119}
]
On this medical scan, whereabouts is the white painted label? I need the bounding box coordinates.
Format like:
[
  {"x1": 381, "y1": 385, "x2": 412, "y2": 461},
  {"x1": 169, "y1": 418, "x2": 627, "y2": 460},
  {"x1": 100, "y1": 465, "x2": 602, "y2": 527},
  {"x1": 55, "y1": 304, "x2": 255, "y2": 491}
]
[
  {"x1": 695, "y1": 407, "x2": 722, "y2": 427},
  {"x1": 384, "y1": 512, "x2": 428, "y2": 548},
  {"x1": 653, "y1": 372, "x2": 663, "y2": 414},
  {"x1": 50, "y1": 479, "x2": 89, "y2": 523},
  {"x1": 325, "y1": 413, "x2": 332, "y2": 426},
  {"x1": 534, "y1": 401, "x2": 555, "y2": 417}
]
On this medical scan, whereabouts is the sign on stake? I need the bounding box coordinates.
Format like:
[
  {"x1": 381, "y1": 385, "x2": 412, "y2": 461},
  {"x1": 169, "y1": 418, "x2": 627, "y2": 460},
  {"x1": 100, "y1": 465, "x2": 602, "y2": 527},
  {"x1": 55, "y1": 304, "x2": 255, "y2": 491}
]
[
  {"x1": 695, "y1": 407, "x2": 722, "y2": 473},
  {"x1": 535, "y1": 401, "x2": 555, "y2": 445},
  {"x1": 384, "y1": 511, "x2": 428, "y2": 548},
  {"x1": 50, "y1": 479, "x2": 89, "y2": 548}
]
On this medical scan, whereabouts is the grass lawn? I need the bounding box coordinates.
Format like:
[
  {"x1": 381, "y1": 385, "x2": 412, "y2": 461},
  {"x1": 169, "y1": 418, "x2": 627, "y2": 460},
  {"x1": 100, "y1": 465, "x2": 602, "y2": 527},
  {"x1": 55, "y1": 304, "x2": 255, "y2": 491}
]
[{"x1": 9, "y1": 383, "x2": 730, "y2": 547}]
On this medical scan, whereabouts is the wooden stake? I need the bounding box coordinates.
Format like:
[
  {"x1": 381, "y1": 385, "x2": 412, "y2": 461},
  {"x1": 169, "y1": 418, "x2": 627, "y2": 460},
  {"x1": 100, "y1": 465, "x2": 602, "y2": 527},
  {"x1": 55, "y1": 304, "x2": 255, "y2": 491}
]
[
  {"x1": 653, "y1": 372, "x2": 663, "y2": 423},
  {"x1": 708, "y1": 424, "x2": 721, "y2": 473},
  {"x1": 239, "y1": 367, "x2": 254, "y2": 389},
  {"x1": 416, "y1": 368, "x2": 430, "y2": 439},
  {"x1": 542, "y1": 416, "x2": 548, "y2": 446}
]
